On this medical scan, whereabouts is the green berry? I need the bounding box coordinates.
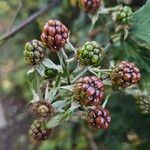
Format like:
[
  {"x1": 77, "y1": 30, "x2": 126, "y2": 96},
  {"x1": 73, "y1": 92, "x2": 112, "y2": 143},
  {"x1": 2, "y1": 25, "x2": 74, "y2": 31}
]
[
  {"x1": 24, "y1": 39, "x2": 46, "y2": 65},
  {"x1": 135, "y1": 95, "x2": 150, "y2": 114},
  {"x1": 77, "y1": 41, "x2": 104, "y2": 67},
  {"x1": 116, "y1": 6, "x2": 133, "y2": 24}
]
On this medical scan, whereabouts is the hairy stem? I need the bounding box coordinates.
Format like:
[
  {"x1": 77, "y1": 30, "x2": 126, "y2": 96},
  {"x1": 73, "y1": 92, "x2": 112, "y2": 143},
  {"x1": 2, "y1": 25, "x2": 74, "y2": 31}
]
[{"x1": 102, "y1": 94, "x2": 111, "y2": 108}]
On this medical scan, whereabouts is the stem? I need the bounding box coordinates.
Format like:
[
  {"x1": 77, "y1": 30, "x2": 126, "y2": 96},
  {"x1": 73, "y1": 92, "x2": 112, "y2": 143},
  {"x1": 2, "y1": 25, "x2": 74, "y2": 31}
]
[
  {"x1": 67, "y1": 41, "x2": 76, "y2": 53},
  {"x1": 35, "y1": 71, "x2": 41, "y2": 100},
  {"x1": 92, "y1": 68, "x2": 112, "y2": 72},
  {"x1": 55, "y1": 73, "x2": 61, "y2": 87},
  {"x1": 60, "y1": 48, "x2": 71, "y2": 85},
  {"x1": 102, "y1": 94, "x2": 111, "y2": 108},
  {"x1": 0, "y1": 0, "x2": 61, "y2": 47},
  {"x1": 72, "y1": 67, "x2": 88, "y2": 83}
]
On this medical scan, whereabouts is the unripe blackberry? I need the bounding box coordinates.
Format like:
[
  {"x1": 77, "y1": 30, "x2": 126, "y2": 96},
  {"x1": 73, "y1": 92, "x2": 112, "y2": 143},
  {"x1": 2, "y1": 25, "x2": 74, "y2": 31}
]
[
  {"x1": 31, "y1": 100, "x2": 54, "y2": 118},
  {"x1": 111, "y1": 61, "x2": 141, "y2": 88},
  {"x1": 80, "y1": 0, "x2": 101, "y2": 13},
  {"x1": 116, "y1": 6, "x2": 133, "y2": 24},
  {"x1": 88, "y1": 107, "x2": 111, "y2": 129},
  {"x1": 41, "y1": 19, "x2": 69, "y2": 52},
  {"x1": 78, "y1": 41, "x2": 104, "y2": 67},
  {"x1": 44, "y1": 67, "x2": 58, "y2": 79},
  {"x1": 24, "y1": 39, "x2": 46, "y2": 65},
  {"x1": 29, "y1": 119, "x2": 51, "y2": 141},
  {"x1": 74, "y1": 76, "x2": 104, "y2": 106},
  {"x1": 135, "y1": 95, "x2": 150, "y2": 114}
]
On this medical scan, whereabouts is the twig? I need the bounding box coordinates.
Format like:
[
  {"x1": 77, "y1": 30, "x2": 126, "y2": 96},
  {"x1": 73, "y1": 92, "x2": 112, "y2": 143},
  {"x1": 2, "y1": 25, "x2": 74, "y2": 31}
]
[
  {"x1": 8, "y1": 0, "x2": 24, "y2": 31},
  {"x1": 86, "y1": 132, "x2": 99, "y2": 150},
  {"x1": 0, "y1": 0, "x2": 61, "y2": 47}
]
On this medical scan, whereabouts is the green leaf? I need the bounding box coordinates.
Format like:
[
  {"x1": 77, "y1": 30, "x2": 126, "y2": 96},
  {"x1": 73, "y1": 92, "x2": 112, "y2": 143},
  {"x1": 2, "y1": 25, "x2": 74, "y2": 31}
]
[
  {"x1": 46, "y1": 114, "x2": 63, "y2": 128},
  {"x1": 123, "y1": 41, "x2": 150, "y2": 73},
  {"x1": 46, "y1": 88, "x2": 58, "y2": 102},
  {"x1": 52, "y1": 100, "x2": 70, "y2": 112},
  {"x1": 132, "y1": 0, "x2": 150, "y2": 24},
  {"x1": 42, "y1": 58, "x2": 62, "y2": 71},
  {"x1": 130, "y1": 0, "x2": 150, "y2": 44},
  {"x1": 35, "y1": 64, "x2": 45, "y2": 76},
  {"x1": 58, "y1": 85, "x2": 74, "y2": 92}
]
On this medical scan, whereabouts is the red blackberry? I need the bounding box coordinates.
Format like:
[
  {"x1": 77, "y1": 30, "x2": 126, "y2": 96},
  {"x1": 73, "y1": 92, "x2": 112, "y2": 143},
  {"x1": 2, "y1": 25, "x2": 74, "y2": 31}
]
[
  {"x1": 88, "y1": 107, "x2": 111, "y2": 129},
  {"x1": 80, "y1": 0, "x2": 101, "y2": 13},
  {"x1": 74, "y1": 76, "x2": 104, "y2": 106},
  {"x1": 111, "y1": 61, "x2": 141, "y2": 87},
  {"x1": 31, "y1": 100, "x2": 54, "y2": 118},
  {"x1": 29, "y1": 119, "x2": 51, "y2": 141},
  {"x1": 41, "y1": 19, "x2": 69, "y2": 52}
]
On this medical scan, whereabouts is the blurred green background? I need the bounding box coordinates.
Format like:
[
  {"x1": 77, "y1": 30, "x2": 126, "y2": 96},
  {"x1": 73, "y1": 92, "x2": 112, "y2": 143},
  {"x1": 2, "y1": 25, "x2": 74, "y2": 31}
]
[{"x1": 0, "y1": 0, "x2": 149, "y2": 150}]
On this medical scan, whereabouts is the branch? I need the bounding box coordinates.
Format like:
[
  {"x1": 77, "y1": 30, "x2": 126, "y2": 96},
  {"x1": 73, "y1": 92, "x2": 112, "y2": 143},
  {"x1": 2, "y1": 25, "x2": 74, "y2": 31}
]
[
  {"x1": 0, "y1": 0, "x2": 61, "y2": 47},
  {"x1": 8, "y1": 0, "x2": 24, "y2": 31}
]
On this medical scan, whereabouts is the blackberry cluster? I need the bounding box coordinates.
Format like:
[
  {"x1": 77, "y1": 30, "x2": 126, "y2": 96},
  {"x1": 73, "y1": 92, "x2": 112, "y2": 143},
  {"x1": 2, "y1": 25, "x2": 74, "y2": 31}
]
[
  {"x1": 116, "y1": 6, "x2": 133, "y2": 24},
  {"x1": 135, "y1": 95, "x2": 150, "y2": 114},
  {"x1": 80, "y1": 0, "x2": 101, "y2": 13},
  {"x1": 29, "y1": 119, "x2": 51, "y2": 141},
  {"x1": 78, "y1": 41, "x2": 104, "y2": 67},
  {"x1": 88, "y1": 107, "x2": 111, "y2": 129},
  {"x1": 74, "y1": 76, "x2": 104, "y2": 106},
  {"x1": 24, "y1": 39, "x2": 46, "y2": 65},
  {"x1": 31, "y1": 100, "x2": 54, "y2": 118},
  {"x1": 111, "y1": 61, "x2": 141, "y2": 87},
  {"x1": 41, "y1": 19, "x2": 69, "y2": 52}
]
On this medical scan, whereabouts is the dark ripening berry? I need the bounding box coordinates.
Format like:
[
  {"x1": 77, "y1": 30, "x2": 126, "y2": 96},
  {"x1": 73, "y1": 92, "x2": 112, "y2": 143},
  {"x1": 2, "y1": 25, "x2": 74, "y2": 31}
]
[
  {"x1": 31, "y1": 100, "x2": 54, "y2": 118},
  {"x1": 78, "y1": 41, "x2": 104, "y2": 67},
  {"x1": 135, "y1": 95, "x2": 150, "y2": 114},
  {"x1": 29, "y1": 119, "x2": 51, "y2": 141},
  {"x1": 80, "y1": 0, "x2": 101, "y2": 13},
  {"x1": 88, "y1": 107, "x2": 111, "y2": 129},
  {"x1": 111, "y1": 61, "x2": 141, "y2": 88},
  {"x1": 74, "y1": 76, "x2": 104, "y2": 106},
  {"x1": 24, "y1": 39, "x2": 46, "y2": 65},
  {"x1": 116, "y1": 6, "x2": 133, "y2": 24},
  {"x1": 41, "y1": 19, "x2": 69, "y2": 52}
]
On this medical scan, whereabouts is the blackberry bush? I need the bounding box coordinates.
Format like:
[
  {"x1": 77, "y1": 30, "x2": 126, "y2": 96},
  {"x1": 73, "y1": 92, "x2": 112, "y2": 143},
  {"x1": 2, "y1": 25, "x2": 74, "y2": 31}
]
[{"x1": 21, "y1": 0, "x2": 150, "y2": 146}]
